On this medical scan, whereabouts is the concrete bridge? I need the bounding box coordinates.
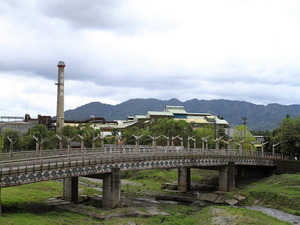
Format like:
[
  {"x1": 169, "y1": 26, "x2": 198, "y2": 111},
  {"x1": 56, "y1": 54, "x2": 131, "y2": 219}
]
[{"x1": 0, "y1": 145, "x2": 285, "y2": 214}]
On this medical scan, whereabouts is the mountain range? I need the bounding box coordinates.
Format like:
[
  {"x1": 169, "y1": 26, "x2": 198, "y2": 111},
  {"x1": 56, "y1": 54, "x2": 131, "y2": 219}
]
[{"x1": 64, "y1": 98, "x2": 300, "y2": 131}]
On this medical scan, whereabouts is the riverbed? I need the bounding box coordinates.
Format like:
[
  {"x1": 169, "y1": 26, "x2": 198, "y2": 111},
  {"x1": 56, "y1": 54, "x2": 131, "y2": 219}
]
[{"x1": 243, "y1": 206, "x2": 300, "y2": 224}]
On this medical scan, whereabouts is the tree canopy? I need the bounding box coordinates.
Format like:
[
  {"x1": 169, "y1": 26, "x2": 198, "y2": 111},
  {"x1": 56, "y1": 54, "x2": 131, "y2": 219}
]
[
  {"x1": 233, "y1": 125, "x2": 256, "y2": 150},
  {"x1": 272, "y1": 117, "x2": 300, "y2": 158}
]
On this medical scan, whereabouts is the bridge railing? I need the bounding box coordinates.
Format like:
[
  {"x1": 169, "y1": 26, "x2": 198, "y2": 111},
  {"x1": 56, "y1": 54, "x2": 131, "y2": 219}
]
[
  {"x1": 0, "y1": 145, "x2": 287, "y2": 162},
  {"x1": 0, "y1": 146, "x2": 285, "y2": 178}
]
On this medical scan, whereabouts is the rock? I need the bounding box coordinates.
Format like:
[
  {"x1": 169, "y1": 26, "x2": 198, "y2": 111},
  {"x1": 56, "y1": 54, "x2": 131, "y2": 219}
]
[
  {"x1": 75, "y1": 204, "x2": 90, "y2": 209},
  {"x1": 134, "y1": 210, "x2": 151, "y2": 218},
  {"x1": 47, "y1": 198, "x2": 58, "y2": 201},
  {"x1": 160, "y1": 211, "x2": 171, "y2": 216},
  {"x1": 205, "y1": 193, "x2": 219, "y2": 203},
  {"x1": 253, "y1": 199, "x2": 260, "y2": 204},
  {"x1": 214, "y1": 195, "x2": 227, "y2": 204},
  {"x1": 234, "y1": 195, "x2": 246, "y2": 201},
  {"x1": 59, "y1": 201, "x2": 73, "y2": 205},
  {"x1": 89, "y1": 213, "x2": 105, "y2": 220},
  {"x1": 198, "y1": 201, "x2": 207, "y2": 207},
  {"x1": 128, "y1": 221, "x2": 136, "y2": 225},
  {"x1": 197, "y1": 193, "x2": 207, "y2": 201},
  {"x1": 146, "y1": 209, "x2": 160, "y2": 216},
  {"x1": 225, "y1": 199, "x2": 239, "y2": 206}
]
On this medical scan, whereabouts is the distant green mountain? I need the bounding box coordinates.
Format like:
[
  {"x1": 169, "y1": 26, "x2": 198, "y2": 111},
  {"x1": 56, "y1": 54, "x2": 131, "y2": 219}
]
[{"x1": 64, "y1": 98, "x2": 300, "y2": 131}]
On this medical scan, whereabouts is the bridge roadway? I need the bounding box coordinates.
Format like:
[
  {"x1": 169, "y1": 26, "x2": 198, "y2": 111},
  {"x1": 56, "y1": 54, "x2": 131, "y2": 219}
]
[{"x1": 0, "y1": 145, "x2": 283, "y2": 212}]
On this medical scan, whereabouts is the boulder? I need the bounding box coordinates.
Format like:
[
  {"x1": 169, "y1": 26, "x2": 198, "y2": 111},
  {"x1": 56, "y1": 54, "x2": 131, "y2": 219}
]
[
  {"x1": 214, "y1": 195, "x2": 227, "y2": 204},
  {"x1": 234, "y1": 195, "x2": 246, "y2": 201},
  {"x1": 134, "y1": 210, "x2": 151, "y2": 218},
  {"x1": 225, "y1": 199, "x2": 239, "y2": 206},
  {"x1": 205, "y1": 193, "x2": 219, "y2": 203},
  {"x1": 197, "y1": 193, "x2": 207, "y2": 201}
]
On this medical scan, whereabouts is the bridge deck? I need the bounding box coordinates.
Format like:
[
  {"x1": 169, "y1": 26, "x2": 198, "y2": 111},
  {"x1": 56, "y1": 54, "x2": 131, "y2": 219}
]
[{"x1": 0, "y1": 146, "x2": 282, "y2": 188}]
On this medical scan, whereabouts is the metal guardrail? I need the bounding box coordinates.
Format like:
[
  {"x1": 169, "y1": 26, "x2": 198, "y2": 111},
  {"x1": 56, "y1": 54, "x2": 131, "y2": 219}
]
[
  {"x1": 0, "y1": 145, "x2": 284, "y2": 161},
  {"x1": 0, "y1": 145, "x2": 283, "y2": 177}
]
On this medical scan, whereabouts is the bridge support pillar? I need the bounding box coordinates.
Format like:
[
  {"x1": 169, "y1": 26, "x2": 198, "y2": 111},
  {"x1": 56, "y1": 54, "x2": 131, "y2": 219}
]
[
  {"x1": 178, "y1": 167, "x2": 191, "y2": 192},
  {"x1": 219, "y1": 162, "x2": 235, "y2": 192},
  {"x1": 63, "y1": 177, "x2": 78, "y2": 202},
  {"x1": 102, "y1": 168, "x2": 121, "y2": 208}
]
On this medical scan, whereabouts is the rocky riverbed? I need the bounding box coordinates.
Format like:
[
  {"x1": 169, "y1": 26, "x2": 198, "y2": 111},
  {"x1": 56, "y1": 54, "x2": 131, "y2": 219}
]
[{"x1": 58, "y1": 177, "x2": 298, "y2": 224}]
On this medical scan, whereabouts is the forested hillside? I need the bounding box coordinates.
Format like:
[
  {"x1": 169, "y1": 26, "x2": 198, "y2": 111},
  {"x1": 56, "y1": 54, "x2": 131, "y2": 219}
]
[{"x1": 64, "y1": 98, "x2": 300, "y2": 131}]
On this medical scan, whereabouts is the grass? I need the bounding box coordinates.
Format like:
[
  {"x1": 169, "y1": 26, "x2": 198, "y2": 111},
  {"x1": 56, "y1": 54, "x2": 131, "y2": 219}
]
[
  {"x1": 0, "y1": 211, "x2": 101, "y2": 225},
  {"x1": 234, "y1": 173, "x2": 300, "y2": 215},
  {"x1": 2, "y1": 181, "x2": 63, "y2": 208},
  {"x1": 80, "y1": 186, "x2": 102, "y2": 196},
  {"x1": 0, "y1": 181, "x2": 102, "y2": 224},
  {"x1": 120, "y1": 168, "x2": 218, "y2": 196},
  {"x1": 121, "y1": 168, "x2": 218, "y2": 183},
  {"x1": 1, "y1": 171, "x2": 298, "y2": 224}
]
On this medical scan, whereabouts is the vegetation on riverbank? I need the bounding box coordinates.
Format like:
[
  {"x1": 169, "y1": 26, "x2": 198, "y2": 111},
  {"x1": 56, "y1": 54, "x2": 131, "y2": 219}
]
[
  {"x1": 235, "y1": 173, "x2": 300, "y2": 215},
  {"x1": 1, "y1": 171, "x2": 300, "y2": 224}
]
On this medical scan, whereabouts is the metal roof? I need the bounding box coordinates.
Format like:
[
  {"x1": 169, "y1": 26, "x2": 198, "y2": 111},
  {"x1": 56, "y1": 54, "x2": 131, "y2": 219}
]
[
  {"x1": 147, "y1": 111, "x2": 173, "y2": 116},
  {"x1": 187, "y1": 113, "x2": 211, "y2": 116},
  {"x1": 165, "y1": 106, "x2": 187, "y2": 114},
  {"x1": 215, "y1": 117, "x2": 230, "y2": 125},
  {"x1": 135, "y1": 115, "x2": 148, "y2": 119}
]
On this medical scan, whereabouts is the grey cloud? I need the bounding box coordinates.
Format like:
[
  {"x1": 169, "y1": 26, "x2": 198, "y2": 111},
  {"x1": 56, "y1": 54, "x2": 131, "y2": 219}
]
[
  {"x1": 36, "y1": 0, "x2": 176, "y2": 34},
  {"x1": 38, "y1": 0, "x2": 126, "y2": 29}
]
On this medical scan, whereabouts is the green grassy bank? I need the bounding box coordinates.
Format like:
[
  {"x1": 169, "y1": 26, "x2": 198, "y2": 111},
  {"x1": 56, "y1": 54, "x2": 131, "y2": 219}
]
[
  {"x1": 0, "y1": 169, "x2": 298, "y2": 224},
  {"x1": 234, "y1": 173, "x2": 300, "y2": 215}
]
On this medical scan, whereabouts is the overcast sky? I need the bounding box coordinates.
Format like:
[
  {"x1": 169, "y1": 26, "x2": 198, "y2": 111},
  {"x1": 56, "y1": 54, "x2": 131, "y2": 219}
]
[{"x1": 1, "y1": 0, "x2": 300, "y2": 118}]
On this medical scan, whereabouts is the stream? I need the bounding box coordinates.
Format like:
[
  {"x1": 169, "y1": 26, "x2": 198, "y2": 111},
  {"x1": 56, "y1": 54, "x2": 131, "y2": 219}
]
[{"x1": 243, "y1": 206, "x2": 300, "y2": 224}]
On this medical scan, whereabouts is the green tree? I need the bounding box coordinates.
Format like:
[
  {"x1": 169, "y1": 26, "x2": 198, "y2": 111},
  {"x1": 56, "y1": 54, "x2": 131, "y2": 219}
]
[
  {"x1": 0, "y1": 137, "x2": 4, "y2": 152},
  {"x1": 2, "y1": 129, "x2": 21, "y2": 152},
  {"x1": 272, "y1": 117, "x2": 300, "y2": 158},
  {"x1": 122, "y1": 128, "x2": 152, "y2": 145},
  {"x1": 151, "y1": 118, "x2": 193, "y2": 146},
  {"x1": 62, "y1": 125, "x2": 79, "y2": 138},
  {"x1": 193, "y1": 125, "x2": 215, "y2": 148},
  {"x1": 78, "y1": 124, "x2": 98, "y2": 148},
  {"x1": 122, "y1": 128, "x2": 141, "y2": 145},
  {"x1": 233, "y1": 125, "x2": 256, "y2": 150},
  {"x1": 21, "y1": 125, "x2": 58, "y2": 150}
]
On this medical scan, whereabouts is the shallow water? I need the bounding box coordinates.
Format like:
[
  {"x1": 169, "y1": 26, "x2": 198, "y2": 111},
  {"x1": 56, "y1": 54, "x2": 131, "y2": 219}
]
[{"x1": 243, "y1": 206, "x2": 300, "y2": 224}]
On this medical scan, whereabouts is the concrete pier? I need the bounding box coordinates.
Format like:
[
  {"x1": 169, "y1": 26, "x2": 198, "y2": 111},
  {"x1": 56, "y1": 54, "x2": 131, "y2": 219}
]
[
  {"x1": 63, "y1": 177, "x2": 78, "y2": 202},
  {"x1": 102, "y1": 168, "x2": 121, "y2": 208},
  {"x1": 219, "y1": 162, "x2": 235, "y2": 192},
  {"x1": 178, "y1": 167, "x2": 191, "y2": 192}
]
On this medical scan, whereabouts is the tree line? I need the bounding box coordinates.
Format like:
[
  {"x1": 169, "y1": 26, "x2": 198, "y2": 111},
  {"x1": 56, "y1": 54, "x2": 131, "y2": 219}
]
[{"x1": 0, "y1": 116, "x2": 299, "y2": 158}]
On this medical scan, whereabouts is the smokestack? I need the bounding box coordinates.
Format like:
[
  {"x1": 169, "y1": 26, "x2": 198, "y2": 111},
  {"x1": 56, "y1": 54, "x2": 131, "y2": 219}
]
[{"x1": 56, "y1": 61, "x2": 65, "y2": 133}]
